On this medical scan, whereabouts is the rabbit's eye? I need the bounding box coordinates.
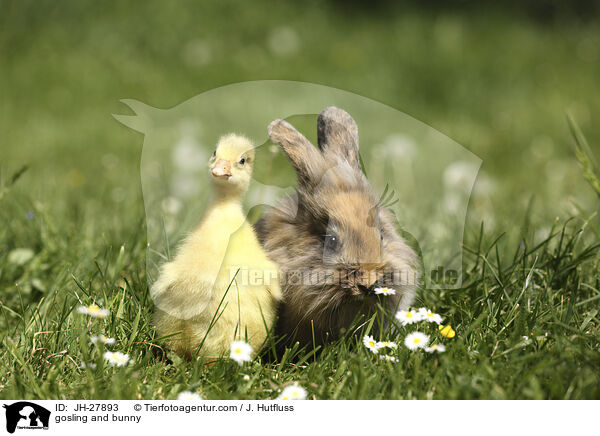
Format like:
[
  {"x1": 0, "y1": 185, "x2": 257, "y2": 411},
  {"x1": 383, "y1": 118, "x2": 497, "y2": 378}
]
[{"x1": 324, "y1": 234, "x2": 340, "y2": 252}]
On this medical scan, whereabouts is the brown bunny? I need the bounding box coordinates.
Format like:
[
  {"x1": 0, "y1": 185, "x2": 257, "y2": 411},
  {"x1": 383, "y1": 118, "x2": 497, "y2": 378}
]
[{"x1": 255, "y1": 107, "x2": 419, "y2": 348}]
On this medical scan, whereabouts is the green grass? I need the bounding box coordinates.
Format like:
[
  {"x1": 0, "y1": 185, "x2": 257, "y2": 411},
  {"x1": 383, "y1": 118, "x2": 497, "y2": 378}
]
[
  {"x1": 1, "y1": 195, "x2": 599, "y2": 399},
  {"x1": 1, "y1": 1, "x2": 600, "y2": 399}
]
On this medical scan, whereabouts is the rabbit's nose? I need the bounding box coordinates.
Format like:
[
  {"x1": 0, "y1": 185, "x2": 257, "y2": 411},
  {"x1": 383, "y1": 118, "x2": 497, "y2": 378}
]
[
  {"x1": 355, "y1": 270, "x2": 379, "y2": 296},
  {"x1": 357, "y1": 283, "x2": 372, "y2": 295},
  {"x1": 360, "y1": 269, "x2": 379, "y2": 288}
]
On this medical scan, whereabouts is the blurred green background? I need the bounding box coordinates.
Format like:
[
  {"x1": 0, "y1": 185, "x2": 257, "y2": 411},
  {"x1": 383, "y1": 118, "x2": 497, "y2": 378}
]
[{"x1": 2, "y1": 0, "x2": 599, "y2": 240}]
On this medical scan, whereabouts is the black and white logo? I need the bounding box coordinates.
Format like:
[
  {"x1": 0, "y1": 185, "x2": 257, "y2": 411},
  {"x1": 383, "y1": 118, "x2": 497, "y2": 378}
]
[{"x1": 2, "y1": 402, "x2": 50, "y2": 434}]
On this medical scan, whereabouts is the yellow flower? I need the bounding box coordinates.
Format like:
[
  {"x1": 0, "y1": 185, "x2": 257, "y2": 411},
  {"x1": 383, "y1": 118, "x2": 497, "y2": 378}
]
[{"x1": 438, "y1": 324, "x2": 456, "y2": 338}]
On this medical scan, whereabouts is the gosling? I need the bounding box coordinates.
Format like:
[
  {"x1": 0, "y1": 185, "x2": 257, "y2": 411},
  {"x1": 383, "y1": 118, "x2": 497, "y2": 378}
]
[{"x1": 152, "y1": 134, "x2": 281, "y2": 360}]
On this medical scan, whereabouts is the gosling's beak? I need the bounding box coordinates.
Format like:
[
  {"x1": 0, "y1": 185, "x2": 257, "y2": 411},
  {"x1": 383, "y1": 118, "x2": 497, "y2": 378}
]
[{"x1": 211, "y1": 159, "x2": 232, "y2": 179}]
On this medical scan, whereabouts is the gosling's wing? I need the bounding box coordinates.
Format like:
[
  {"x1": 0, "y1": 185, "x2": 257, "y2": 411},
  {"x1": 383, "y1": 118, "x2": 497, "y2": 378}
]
[{"x1": 151, "y1": 264, "x2": 215, "y2": 321}]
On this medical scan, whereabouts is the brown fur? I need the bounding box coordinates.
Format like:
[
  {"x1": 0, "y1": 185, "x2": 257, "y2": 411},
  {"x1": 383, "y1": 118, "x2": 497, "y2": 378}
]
[{"x1": 256, "y1": 107, "x2": 418, "y2": 347}]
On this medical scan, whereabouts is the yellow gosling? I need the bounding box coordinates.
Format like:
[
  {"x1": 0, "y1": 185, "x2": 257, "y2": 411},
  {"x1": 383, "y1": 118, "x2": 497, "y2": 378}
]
[{"x1": 152, "y1": 134, "x2": 281, "y2": 360}]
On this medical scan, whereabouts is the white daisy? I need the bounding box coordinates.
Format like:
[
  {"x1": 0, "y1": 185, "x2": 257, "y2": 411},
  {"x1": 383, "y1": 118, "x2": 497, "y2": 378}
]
[
  {"x1": 395, "y1": 309, "x2": 422, "y2": 326},
  {"x1": 374, "y1": 287, "x2": 396, "y2": 296},
  {"x1": 103, "y1": 351, "x2": 131, "y2": 367},
  {"x1": 362, "y1": 335, "x2": 381, "y2": 354},
  {"x1": 177, "y1": 391, "x2": 202, "y2": 400},
  {"x1": 277, "y1": 384, "x2": 307, "y2": 400},
  {"x1": 90, "y1": 335, "x2": 116, "y2": 345},
  {"x1": 417, "y1": 308, "x2": 443, "y2": 324},
  {"x1": 77, "y1": 304, "x2": 109, "y2": 319},
  {"x1": 404, "y1": 332, "x2": 430, "y2": 350},
  {"x1": 80, "y1": 362, "x2": 97, "y2": 370},
  {"x1": 377, "y1": 341, "x2": 398, "y2": 349},
  {"x1": 379, "y1": 355, "x2": 398, "y2": 362},
  {"x1": 230, "y1": 341, "x2": 253, "y2": 365},
  {"x1": 425, "y1": 344, "x2": 446, "y2": 353}
]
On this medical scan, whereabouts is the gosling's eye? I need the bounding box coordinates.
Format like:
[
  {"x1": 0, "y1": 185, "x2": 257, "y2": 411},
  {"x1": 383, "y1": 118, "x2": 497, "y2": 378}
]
[
  {"x1": 212, "y1": 150, "x2": 216, "y2": 158},
  {"x1": 239, "y1": 158, "x2": 246, "y2": 165}
]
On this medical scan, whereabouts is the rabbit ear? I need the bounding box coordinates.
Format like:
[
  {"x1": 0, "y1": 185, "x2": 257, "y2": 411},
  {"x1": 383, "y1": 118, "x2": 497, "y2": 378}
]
[
  {"x1": 268, "y1": 119, "x2": 325, "y2": 186},
  {"x1": 317, "y1": 106, "x2": 361, "y2": 171}
]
